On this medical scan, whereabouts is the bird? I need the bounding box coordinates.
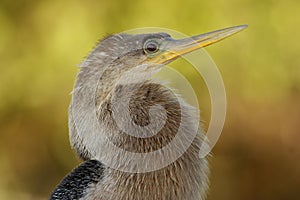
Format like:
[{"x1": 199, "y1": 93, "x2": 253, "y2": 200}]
[{"x1": 50, "y1": 25, "x2": 247, "y2": 200}]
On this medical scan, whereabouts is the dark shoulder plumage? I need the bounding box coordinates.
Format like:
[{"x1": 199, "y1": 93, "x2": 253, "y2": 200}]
[{"x1": 50, "y1": 160, "x2": 105, "y2": 200}]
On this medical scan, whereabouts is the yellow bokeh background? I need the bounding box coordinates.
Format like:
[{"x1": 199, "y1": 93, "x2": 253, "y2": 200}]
[{"x1": 0, "y1": 0, "x2": 299, "y2": 199}]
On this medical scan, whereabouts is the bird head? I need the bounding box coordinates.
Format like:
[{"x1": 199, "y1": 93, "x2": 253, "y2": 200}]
[{"x1": 81, "y1": 25, "x2": 247, "y2": 79}]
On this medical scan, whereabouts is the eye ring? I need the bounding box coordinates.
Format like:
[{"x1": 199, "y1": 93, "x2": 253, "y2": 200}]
[{"x1": 143, "y1": 40, "x2": 160, "y2": 55}]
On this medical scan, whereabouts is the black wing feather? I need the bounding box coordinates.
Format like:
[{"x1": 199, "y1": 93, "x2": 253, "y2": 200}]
[{"x1": 50, "y1": 159, "x2": 105, "y2": 200}]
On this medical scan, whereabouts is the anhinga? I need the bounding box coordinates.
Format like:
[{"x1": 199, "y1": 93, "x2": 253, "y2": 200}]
[{"x1": 50, "y1": 25, "x2": 247, "y2": 200}]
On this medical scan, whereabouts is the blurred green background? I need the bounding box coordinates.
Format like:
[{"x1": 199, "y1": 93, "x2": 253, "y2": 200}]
[{"x1": 0, "y1": 0, "x2": 299, "y2": 199}]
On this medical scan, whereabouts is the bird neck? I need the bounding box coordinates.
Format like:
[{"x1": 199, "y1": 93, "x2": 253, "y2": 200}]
[
  {"x1": 70, "y1": 74, "x2": 209, "y2": 199},
  {"x1": 91, "y1": 81, "x2": 209, "y2": 199}
]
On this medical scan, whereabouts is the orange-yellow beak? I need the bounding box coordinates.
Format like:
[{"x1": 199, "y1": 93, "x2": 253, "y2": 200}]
[{"x1": 146, "y1": 25, "x2": 247, "y2": 65}]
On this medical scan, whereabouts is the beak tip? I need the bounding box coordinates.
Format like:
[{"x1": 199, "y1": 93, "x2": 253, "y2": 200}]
[
  {"x1": 224, "y1": 24, "x2": 248, "y2": 38},
  {"x1": 237, "y1": 24, "x2": 249, "y2": 31}
]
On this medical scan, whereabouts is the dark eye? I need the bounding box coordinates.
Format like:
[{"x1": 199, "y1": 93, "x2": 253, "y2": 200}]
[{"x1": 144, "y1": 40, "x2": 160, "y2": 54}]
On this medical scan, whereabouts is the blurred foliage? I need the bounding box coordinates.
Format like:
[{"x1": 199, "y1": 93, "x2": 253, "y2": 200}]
[{"x1": 0, "y1": 0, "x2": 299, "y2": 199}]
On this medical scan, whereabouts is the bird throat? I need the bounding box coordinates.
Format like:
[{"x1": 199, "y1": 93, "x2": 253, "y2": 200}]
[{"x1": 96, "y1": 80, "x2": 182, "y2": 153}]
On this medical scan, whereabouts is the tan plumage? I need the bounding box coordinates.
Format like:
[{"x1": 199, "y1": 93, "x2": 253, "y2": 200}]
[{"x1": 51, "y1": 25, "x2": 247, "y2": 200}]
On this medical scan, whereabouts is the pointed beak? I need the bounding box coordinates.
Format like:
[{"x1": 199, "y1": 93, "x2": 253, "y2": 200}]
[{"x1": 147, "y1": 25, "x2": 248, "y2": 65}]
